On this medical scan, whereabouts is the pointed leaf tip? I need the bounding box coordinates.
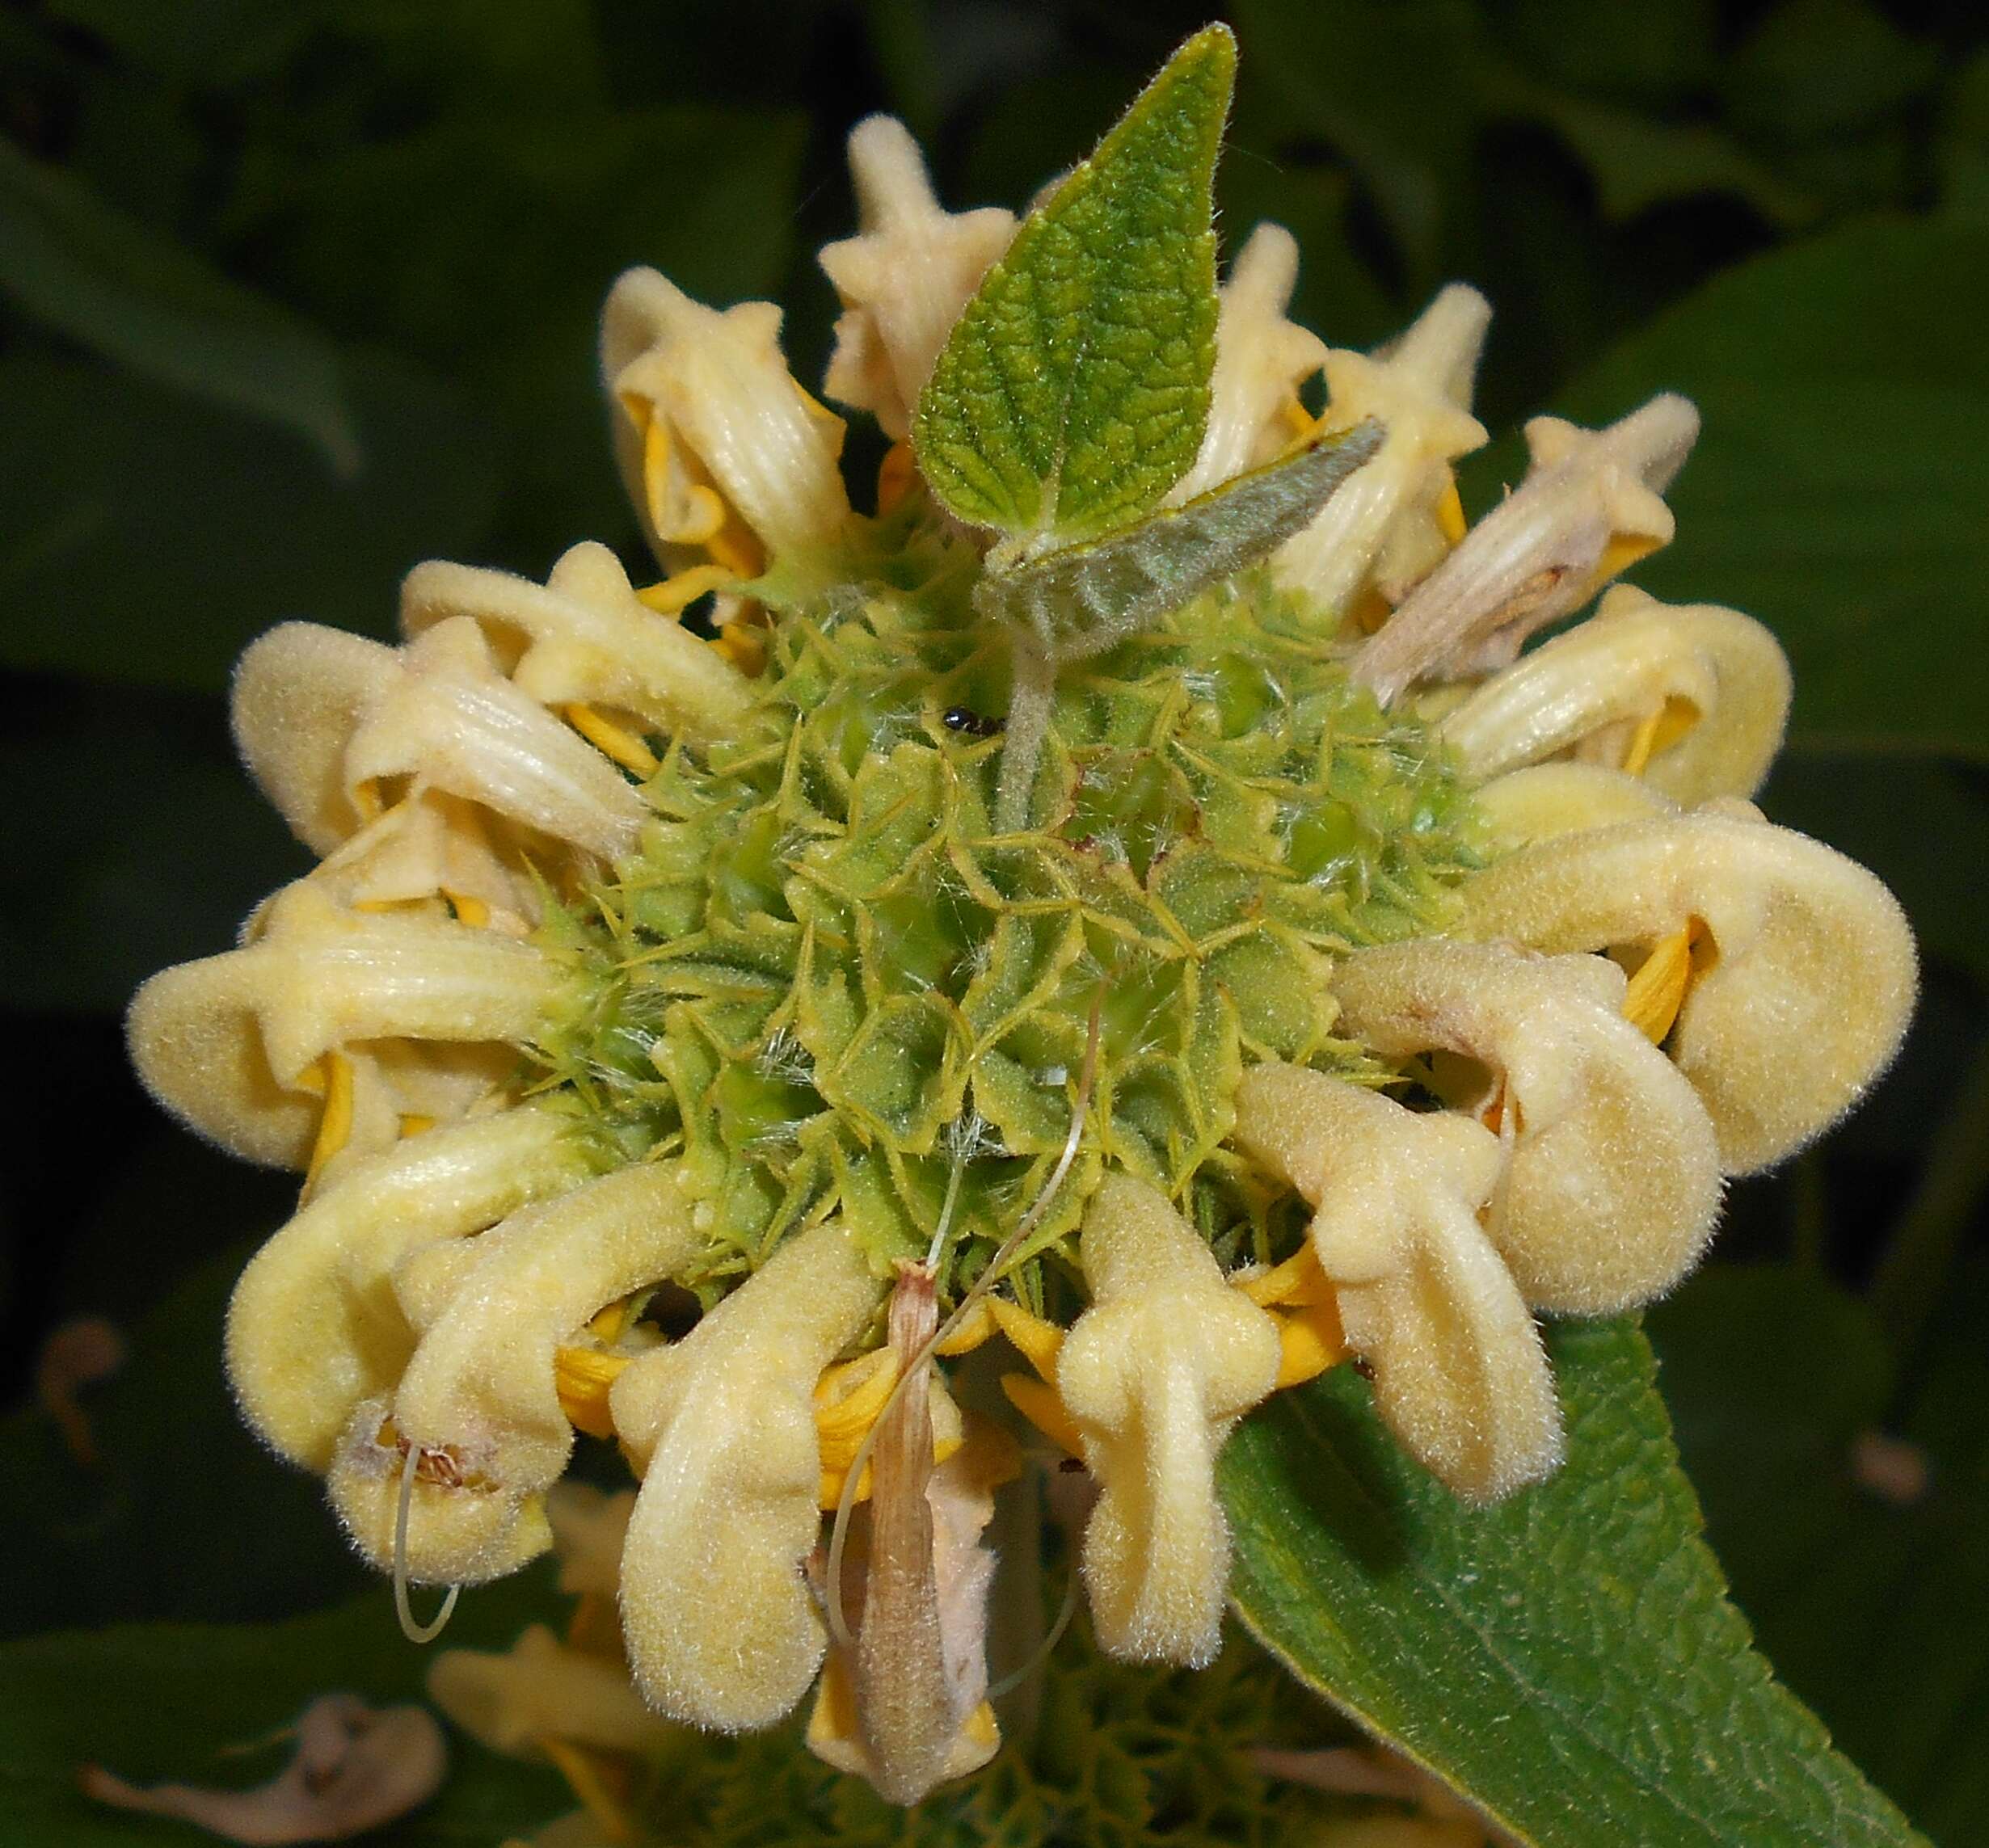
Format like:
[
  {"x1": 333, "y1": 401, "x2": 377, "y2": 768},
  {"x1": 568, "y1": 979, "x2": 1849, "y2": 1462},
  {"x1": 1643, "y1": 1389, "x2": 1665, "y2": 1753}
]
[{"x1": 911, "y1": 27, "x2": 1237, "y2": 544}]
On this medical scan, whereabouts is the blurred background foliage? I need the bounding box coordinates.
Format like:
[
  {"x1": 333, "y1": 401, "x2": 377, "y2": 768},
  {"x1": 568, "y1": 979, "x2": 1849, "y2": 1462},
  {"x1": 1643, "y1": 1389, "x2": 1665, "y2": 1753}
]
[{"x1": 2, "y1": 0, "x2": 1987, "y2": 1841}]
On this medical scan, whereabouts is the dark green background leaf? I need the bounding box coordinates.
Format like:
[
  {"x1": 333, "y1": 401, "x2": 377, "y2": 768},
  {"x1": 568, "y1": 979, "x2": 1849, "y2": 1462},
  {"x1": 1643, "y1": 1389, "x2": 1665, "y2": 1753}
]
[
  {"x1": 0, "y1": 352, "x2": 496, "y2": 692},
  {"x1": 0, "y1": 1587, "x2": 571, "y2": 1846},
  {"x1": 1554, "y1": 217, "x2": 1989, "y2": 756},
  {"x1": 0, "y1": 138, "x2": 359, "y2": 473},
  {"x1": 1653, "y1": 1265, "x2": 1989, "y2": 1848}
]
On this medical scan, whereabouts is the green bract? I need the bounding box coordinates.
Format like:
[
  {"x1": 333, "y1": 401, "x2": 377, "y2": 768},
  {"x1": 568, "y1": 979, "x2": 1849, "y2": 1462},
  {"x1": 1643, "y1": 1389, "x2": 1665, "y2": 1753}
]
[{"x1": 533, "y1": 529, "x2": 1485, "y2": 1317}]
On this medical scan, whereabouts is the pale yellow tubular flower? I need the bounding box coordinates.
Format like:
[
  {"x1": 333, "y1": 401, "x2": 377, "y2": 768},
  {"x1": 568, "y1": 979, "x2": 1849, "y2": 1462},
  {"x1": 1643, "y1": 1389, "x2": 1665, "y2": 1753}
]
[
  {"x1": 544, "y1": 1483, "x2": 636, "y2": 1599},
  {"x1": 1273, "y1": 284, "x2": 1490, "y2": 623},
  {"x1": 223, "y1": 1105, "x2": 596, "y2": 1471},
  {"x1": 347, "y1": 617, "x2": 648, "y2": 861},
  {"x1": 327, "y1": 1160, "x2": 704, "y2": 1586},
  {"x1": 601, "y1": 267, "x2": 852, "y2": 571},
  {"x1": 1461, "y1": 811, "x2": 1917, "y2": 1174},
  {"x1": 1231, "y1": 1063, "x2": 1562, "y2": 1503},
  {"x1": 1355, "y1": 394, "x2": 1701, "y2": 703},
  {"x1": 1332, "y1": 941, "x2": 1724, "y2": 1315},
  {"x1": 233, "y1": 621, "x2": 399, "y2": 856},
  {"x1": 818, "y1": 114, "x2": 1017, "y2": 442},
  {"x1": 1165, "y1": 224, "x2": 1330, "y2": 504},
  {"x1": 127, "y1": 880, "x2": 565, "y2": 1171},
  {"x1": 308, "y1": 795, "x2": 541, "y2": 937},
  {"x1": 236, "y1": 617, "x2": 644, "y2": 872},
  {"x1": 1439, "y1": 584, "x2": 1792, "y2": 803},
  {"x1": 1056, "y1": 1173, "x2": 1282, "y2": 1667},
  {"x1": 429, "y1": 1623, "x2": 672, "y2": 1759},
  {"x1": 1469, "y1": 762, "x2": 1677, "y2": 854},
  {"x1": 402, "y1": 541, "x2": 754, "y2": 747},
  {"x1": 610, "y1": 1220, "x2": 885, "y2": 1732}
]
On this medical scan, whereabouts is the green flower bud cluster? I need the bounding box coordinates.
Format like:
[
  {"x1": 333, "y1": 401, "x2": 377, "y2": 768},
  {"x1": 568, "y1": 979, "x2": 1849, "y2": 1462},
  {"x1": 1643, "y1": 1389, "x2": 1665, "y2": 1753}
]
[{"x1": 530, "y1": 521, "x2": 1485, "y2": 1318}]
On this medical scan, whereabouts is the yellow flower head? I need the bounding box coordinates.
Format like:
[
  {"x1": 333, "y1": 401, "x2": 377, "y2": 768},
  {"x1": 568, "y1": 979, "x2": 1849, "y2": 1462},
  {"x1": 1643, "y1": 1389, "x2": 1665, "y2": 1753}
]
[{"x1": 127, "y1": 36, "x2": 1914, "y2": 1816}]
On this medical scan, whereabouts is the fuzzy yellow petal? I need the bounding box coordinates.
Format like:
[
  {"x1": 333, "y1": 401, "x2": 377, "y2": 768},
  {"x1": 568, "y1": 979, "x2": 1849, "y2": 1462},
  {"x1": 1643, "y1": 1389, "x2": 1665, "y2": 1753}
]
[
  {"x1": 1468, "y1": 761, "x2": 1678, "y2": 853},
  {"x1": 232, "y1": 622, "x2": 398, "y2": 856},
  {"x1": 1056, "y1": 1174, "x2": 1281, "y2": 1666},
  {"x1": 602, "y1": 269, "x2": 850, "y2": 564},
  {"x1": 1462, "y1": 810, "x2": 1917, "y2": 1173},
  {"x1": 402, "y1": 541, "x2": 752, "y2": 743},
  {"x1": 1356, "y1": 394, "x2": 1699, "y2": 701},
  {"x1": 127, "y1": 883, "x2": 561, "y2": 1168},
  {"x1": 1331, "y1": 941, "x2": 1724, "y2": 1315},
  {"x1": 1233, "y1": 1064, "x2": 1563, "y2": 1502},
  {"x1": 327, "y1": 1161, "x2": 702, "y2": 1586},
  {"x1": 610, "y1": 1220, "x2": 884, "y2": 1732},
  {"x1": 225, "y1": 1106, "x2": 596, "y2": 1470},
  {"x1": 818, "y1": 116, "x2": 1016, "y2": 441},
  {"x1": 1275, "y1": 284, "x2": 1490, "y2": 620},
  {"x1": 1439, "y1": 584, "x2": 1791, "y2": 802},
  {"x1": 348, "y1": 617, "x2": 647, "y2": 861}
]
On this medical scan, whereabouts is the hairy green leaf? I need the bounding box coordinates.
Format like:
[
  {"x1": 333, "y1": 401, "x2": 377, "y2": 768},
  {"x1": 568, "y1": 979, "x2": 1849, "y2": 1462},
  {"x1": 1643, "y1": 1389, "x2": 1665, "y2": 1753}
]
[
  {"x1": 912, "y1": 26, "x2": 1233, "y2": 541},
  {"x1": 0, "y1": 140, "x2": 360, "y2": 473},
  {"x1": 1221, "y1": 1315, "x2": 1928, "y2": 1847},
  {"x1": 976, "y1": 421, "x2": 1382, "y2": 663}
]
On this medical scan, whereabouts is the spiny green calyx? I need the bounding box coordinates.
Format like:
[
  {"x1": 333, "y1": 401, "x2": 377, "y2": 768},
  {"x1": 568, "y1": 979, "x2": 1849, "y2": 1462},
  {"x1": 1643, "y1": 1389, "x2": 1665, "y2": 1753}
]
[{"x1": 530, "y1": 515, "x2": 1486, "y2": 1317}]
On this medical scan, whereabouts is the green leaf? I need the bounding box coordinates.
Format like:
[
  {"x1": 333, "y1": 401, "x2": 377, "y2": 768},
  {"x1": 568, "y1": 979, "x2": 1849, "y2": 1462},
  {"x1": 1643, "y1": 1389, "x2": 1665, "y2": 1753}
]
[
  {"x1": 0, "y1": 350, "x2": 496, "y2": 692},
  {"x1": 0, "y1": 1249, "x2": 370, "y2": 1640},
  {"x1": 0, "y1": 140, "x2": 360, "y2": 474},
  {"x1": 1555, "y1": 217, "x2": 1989, "y2": 757},
  {"x1": 0, "y1": 684, "x2": 307, "y2": 1014},
  {"x1": 975, "y1": 423, "x2": 1384, "y2": 663},
  {"x1": 1653, "y1": 1264, "x2": 1989, "y2": 1846},
  {"x1": 912, "y1": 26, "x2": 1234, "y2": 543},
  {"x1": 1221, "y1": 1315, "x2": 1928, "y2": 1847},
  {"x1": 1488, "y1": 75, "x2": 1814, "y2": 225},
  {"x1": 1721, "y1": 0, "x2": 1941, "y2": 142},
  {"x1": 0, "y1": 1588, "x2": 571, "y2": 1845}
]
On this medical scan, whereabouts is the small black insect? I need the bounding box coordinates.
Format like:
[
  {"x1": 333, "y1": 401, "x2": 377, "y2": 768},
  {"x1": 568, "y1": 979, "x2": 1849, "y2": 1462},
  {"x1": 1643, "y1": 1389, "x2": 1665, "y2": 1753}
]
[{"x1": 942, "y1": 705, "x2": 1002, "y2": 739}]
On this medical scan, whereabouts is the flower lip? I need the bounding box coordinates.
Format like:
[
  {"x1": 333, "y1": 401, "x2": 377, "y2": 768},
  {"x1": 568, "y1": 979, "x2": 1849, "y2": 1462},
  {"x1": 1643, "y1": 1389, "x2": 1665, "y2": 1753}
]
[
  {"x1": 818, "y1": 115, "x2": 1018, "y2": 443},
  {"x1": 1272, "y1": 281, "x2": 1490, "y2": 619},
  {"x1": 1460, "y1": 810, "x2": 1918, "y2": 1173},
  {"x1": 1439, "y1": 583, "x2": 1793, "y2": 804},
  {"x1": 1330, "y1": 937, "x2": 1725, "y2": 1315},
  {"x1": 326, "y1": 1161, "x2": 702, "y2": 1587},
  {"x1": 611, "y1": 1219, "x2": 885, "y2": 1733},
  {"x1": 1469, "y1": 761, "x2": 1677, "y2": 852},
  {"x1": 401, "y1": 542, "x2": 753, "y2": 742},
  {"x1": 128, "y1": 879, "x2": 564, "y2": 1170},
  {"x1": 1056, "y1": 1172, "x2": 1281, "y2": 1666},
  {"x1": 1231, "y1": 1063, "x2": 1564, "y2": 1502},
  {"x1": 224, "y1": 1105, "x2": 595, "y2": 1470},
  {"x1": 1355, "y1": 392, "x2": 1700, "y2": 703}
]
